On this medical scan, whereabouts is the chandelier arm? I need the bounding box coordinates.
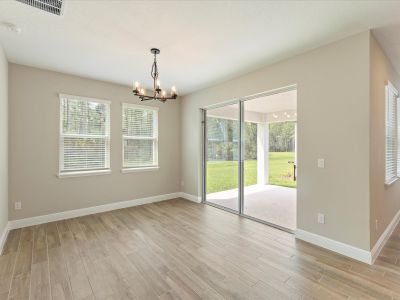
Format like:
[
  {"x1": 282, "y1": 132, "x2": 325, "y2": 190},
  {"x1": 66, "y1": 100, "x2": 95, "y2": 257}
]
[
  {"x1": 133, "y1": 48, "x2": 177, "y2": 102},
  {"x1": 138, "y1": 94, "x2": 177, "y2": 102}
]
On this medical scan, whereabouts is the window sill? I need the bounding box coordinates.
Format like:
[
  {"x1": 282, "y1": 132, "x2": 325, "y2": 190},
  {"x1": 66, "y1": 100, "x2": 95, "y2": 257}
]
[
  {"x1": 58, "y1": 169, "x2": 111, "y2": 178},
  {"x1": 121, "y1": 167, "x2": 159, "y2": 174},
  {"x1": 385, "y1": 177, "x2": 399, "y2": 186}
]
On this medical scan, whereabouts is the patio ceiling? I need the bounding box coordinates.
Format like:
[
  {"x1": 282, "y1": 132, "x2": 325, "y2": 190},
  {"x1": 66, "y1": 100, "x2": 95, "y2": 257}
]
[{"x1": 207, "y1": 89, "x2": 297, "y2": 123}]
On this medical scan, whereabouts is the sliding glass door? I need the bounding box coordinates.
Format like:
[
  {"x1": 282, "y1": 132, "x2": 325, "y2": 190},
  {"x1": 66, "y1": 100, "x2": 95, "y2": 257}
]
[
  {"x1": 204, "y1": 103, "x2": 240, "y2": 212},
  {"x1": 242, "y1": 93, "x2": 297, "y2": 230},
  {"x1": 202, "y1": 87, "x2": 297, "y2": 232}
]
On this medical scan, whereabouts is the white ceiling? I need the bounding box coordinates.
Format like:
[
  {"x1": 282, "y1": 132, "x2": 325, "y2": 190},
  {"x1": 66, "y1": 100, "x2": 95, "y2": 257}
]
[{"x1": 1, "y1": 1, "x2": 400, "y2": 95}]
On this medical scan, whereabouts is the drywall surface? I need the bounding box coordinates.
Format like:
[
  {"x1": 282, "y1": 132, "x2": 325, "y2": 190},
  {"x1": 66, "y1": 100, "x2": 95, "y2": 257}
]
[
  {"x1": 8, "y1": 64, "x2": 181, "y2": 220},
  {"x1": 369, "y1": 33, "x2": 400, "y2": 248},
  {"x1": 181, "y1": 32, "x2": 371, "y2": 250},
  {"x1": 0, "y1": 44, "x2": 8, "y2": 236}
]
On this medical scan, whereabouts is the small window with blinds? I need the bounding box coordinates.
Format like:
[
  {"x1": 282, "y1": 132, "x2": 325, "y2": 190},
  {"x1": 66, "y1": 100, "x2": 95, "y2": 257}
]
[
  {"x1": 122, "y1": 103, "x2": 158, "y2": 170},
  {"x1": 385, "y1": 82, "x2": 399, "y2": 184},
  {"x1": 59, "y1": 94, "x2": 111, "y2": 177}
]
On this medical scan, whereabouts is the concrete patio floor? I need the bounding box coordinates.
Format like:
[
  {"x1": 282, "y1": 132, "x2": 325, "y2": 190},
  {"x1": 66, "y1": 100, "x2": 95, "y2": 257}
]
[{"x1": 206, "y1": 184, "x2": 296, "y2": 230}]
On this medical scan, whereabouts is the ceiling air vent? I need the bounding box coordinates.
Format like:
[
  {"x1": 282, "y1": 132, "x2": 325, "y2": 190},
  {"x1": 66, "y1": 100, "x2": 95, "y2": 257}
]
[{"x1": 16, "y1": 0, "x2": 65, "y2": 16}]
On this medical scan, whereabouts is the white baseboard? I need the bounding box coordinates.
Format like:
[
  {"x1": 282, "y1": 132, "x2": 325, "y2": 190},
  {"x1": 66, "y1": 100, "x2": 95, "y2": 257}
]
[
  {"x1": 178, "y1": 192, "x2": 202, "y2": 203},
  {"x1": 295, "y1": 229, "x2": 372, "y2": 264},
  {"x1": 8, "y1": 192, "x2": 181, "y2": 230},
  {"x1": 5, "y1": 189, "x2": 398, "y2": 264},
  {"x1": 0, "y1": 222, "x2": 10, "y2": 255},
  {"x1": 371, "y1": 208, "x2": 400, "y2": 263}
]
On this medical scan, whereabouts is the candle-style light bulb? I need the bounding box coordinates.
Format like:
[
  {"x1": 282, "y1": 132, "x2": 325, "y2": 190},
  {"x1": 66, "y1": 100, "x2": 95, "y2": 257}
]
[
  {"x1": 156, "y1": 80, "x2": 161, "y2": 88},
  {"x1": 162, "y1": 90, "x2": 166, "y2": 97},
  {"x1": 140, "y1": 88, "x2": 145, "y2": 95},
  {"x1": 171, "y1": 86, "x2": 176, "y2": 95},
  {"x1": 135, "y1": 81, "x2": 140, "y2": 89}
]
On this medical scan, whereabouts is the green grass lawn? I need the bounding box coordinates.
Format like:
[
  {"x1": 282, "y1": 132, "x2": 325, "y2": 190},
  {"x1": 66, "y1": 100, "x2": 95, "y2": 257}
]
[{"x1": 206, "y1": 152, "x2": 296, "y2": 193}]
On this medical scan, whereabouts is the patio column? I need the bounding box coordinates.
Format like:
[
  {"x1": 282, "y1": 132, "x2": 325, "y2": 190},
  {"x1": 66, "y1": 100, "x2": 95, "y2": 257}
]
[
  {"x1": 257, "y1": 123, "x2": 269, "y2": 185},
  {"x1": 294, "y1": 122, "x2": 297, "y2": 163}
]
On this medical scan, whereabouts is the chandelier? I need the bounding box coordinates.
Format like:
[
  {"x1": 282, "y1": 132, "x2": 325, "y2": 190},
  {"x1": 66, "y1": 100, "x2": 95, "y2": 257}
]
[{"x1": 133, "y1": 48, "x2": 177, "y2": 102}]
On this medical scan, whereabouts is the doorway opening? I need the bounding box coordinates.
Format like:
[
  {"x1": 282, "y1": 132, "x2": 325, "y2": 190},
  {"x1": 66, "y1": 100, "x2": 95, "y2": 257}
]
[{"x1": 202, "y1": 87, "x2": 297, "y2": 231}]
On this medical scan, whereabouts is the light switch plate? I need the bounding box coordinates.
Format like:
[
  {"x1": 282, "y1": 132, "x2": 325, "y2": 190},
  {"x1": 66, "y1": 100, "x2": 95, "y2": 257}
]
[
  {"x1": 317, "y1": 158, "x2": 325, "y2": 168},
  {"x1": 14, "y1": 202, "x2": 22, "y2": 210}
]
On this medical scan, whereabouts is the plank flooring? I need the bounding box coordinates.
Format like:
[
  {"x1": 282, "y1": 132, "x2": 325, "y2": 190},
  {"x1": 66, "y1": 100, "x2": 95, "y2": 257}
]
[{"x1": 1, "y1": 198, "x2": 400, "y2": 299}]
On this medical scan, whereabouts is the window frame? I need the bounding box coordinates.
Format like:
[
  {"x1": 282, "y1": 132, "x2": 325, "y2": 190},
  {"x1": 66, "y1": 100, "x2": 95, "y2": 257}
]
[
  {"x1": 58, "y1": 94, "x2": 111, "y2": 178},
  {"x1": 121, "y1": 103, "x2": 159, "y2": 172},
  {"x1": 398, "y1": 95, "x2": 400, "y2": 178},
  {"x1": 385, "y1": 82, "x2": 400, "y2": 185}
]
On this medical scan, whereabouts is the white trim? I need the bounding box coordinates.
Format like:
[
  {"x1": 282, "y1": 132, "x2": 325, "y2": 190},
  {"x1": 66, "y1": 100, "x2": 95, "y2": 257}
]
[
  {"x1": 202, "y1": 84, "x2": 297, "y2": 110},
  {"x1": 59, "y1": 93, "x2": 111, "y2": 104},
  {"x1": 0, "y1": 222, "x2": 10, "y2": 255},
  {"x1": 384, "y1": 177, "x2": 399, "y2": 186},
  {"x1": 121, "y1": 102, "x2": 160, "y2": 111},
  {"x1": 121, "y1": 167, "x2": 159, "y2": 173},
  {"x1": 295, "y1": 229, "x2": 372, "y2": 264},
  {"x1": 122, "y1": 103, "x2": 159, "y2": 169},
  {"x1": 123, "y1": 136, "x2": 157, "y2": 140},
  {"x1": 385, "y1": 81, "x2": 399, "y2": 184},
  {"x1": 58, "y1": 169, "x2": 111, "y2": 178},
  {"x1": 178, "y1": 192, "x2": 202, "y2": 203},
  {"x1": 371, "y1": 208, "x2": 400, "y2": 263},
  {"x1": 8, "y1": 192, "x2": 181, "y2": 230},
  {"x1": 59, "y1": 95, "x2": 111, "y2": 174}
]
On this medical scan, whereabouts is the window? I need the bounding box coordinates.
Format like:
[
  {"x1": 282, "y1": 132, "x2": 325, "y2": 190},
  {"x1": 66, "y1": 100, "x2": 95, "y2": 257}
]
[
  {"x1": 122, "y1": 103, "x2": 158, "y2": 170},
  {"x1": 59, "y1": 94, "x2": 110, "y2": 176},
  {"x1": 385, "y1": 82, "x2": 400, "y2": 184}
]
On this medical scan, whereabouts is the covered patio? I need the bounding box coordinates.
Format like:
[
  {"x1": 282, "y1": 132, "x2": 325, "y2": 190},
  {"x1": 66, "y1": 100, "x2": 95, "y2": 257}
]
[
  {"x1": 207, "y1": 184, "x2": 296, "y2": 230},
  {"x1": 205, "y1": 90, "x2": 297, "y2": 230}
]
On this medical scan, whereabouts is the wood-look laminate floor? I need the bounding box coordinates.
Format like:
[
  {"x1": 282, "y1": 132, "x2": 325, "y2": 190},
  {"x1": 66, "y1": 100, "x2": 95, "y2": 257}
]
[{"x1": 1, "y1": 199, "x2": 400, "y2": 300}]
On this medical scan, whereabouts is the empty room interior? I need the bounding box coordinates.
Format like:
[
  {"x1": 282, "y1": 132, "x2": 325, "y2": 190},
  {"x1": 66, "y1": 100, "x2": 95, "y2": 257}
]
[{"x1": 2, "y1": 1, "x2": 400, "y2": 299}]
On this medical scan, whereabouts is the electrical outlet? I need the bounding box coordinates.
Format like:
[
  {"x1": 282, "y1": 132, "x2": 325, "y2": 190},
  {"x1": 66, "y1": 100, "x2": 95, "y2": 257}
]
[
  {"x1": 375, "y1": 219, "x2": 379, "y2": 231},
  {"x1": 317, "y1": 158, "x2": 325, "y2": 168},
  {"x1": 14, "y1": 202, "x2": 22, "y2": 210},
  {"x1": 318, "y1": 213, "x2": 325, "y2": 224}
]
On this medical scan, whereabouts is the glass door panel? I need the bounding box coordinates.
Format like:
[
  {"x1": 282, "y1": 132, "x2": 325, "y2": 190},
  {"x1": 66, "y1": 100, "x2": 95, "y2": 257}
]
[
  {"x1": 242, "y1": 92, "x2": 297, "y2": 230},
  {"x1": 205, "y1": 103, "x2": 239, "y2": 212}
]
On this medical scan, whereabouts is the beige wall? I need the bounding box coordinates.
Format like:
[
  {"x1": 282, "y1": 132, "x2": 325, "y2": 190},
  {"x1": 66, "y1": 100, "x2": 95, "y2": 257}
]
[
  {"x1": 7, "y1": 30, "x2": 399, "y2": 253},
  {"x1": 181, "y1": 32, "x2": 371, "y2": 250},
  {"x1": 369, "y1": 34, "x2": 400, "y2": 247},
  {"x1": 0, "y1": 45, "x2": 8, "y2": 235},
  {"x1": 8, "y1": 64, "x2": 181, "y2": 220}
]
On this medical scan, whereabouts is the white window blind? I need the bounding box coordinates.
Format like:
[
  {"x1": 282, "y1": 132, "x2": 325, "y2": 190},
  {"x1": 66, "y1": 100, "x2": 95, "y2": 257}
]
[
  {"x1": 398, "y1": 96, "x2": 400, "y2": 177},
  {"x1": 385, "y1": 82, "x2": 399, "y2": 184},
  {"x1": 59, "y1": 95, "x2": 110, "y2": 175},
  {"x1": 122, "y1": 103, "x2": 158, "y2": 169}
]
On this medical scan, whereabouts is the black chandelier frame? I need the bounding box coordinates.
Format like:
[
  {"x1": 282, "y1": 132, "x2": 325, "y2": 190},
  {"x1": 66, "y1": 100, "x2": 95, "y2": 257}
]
[{"x1": 133, "y1": 48, "x2": 177, "y2": 102}]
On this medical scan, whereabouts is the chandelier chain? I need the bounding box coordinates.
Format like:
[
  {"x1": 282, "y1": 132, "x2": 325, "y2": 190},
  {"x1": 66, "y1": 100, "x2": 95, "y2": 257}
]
[{"x1": 151, "y1": 53, "x2": 159, "y2": 92}]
